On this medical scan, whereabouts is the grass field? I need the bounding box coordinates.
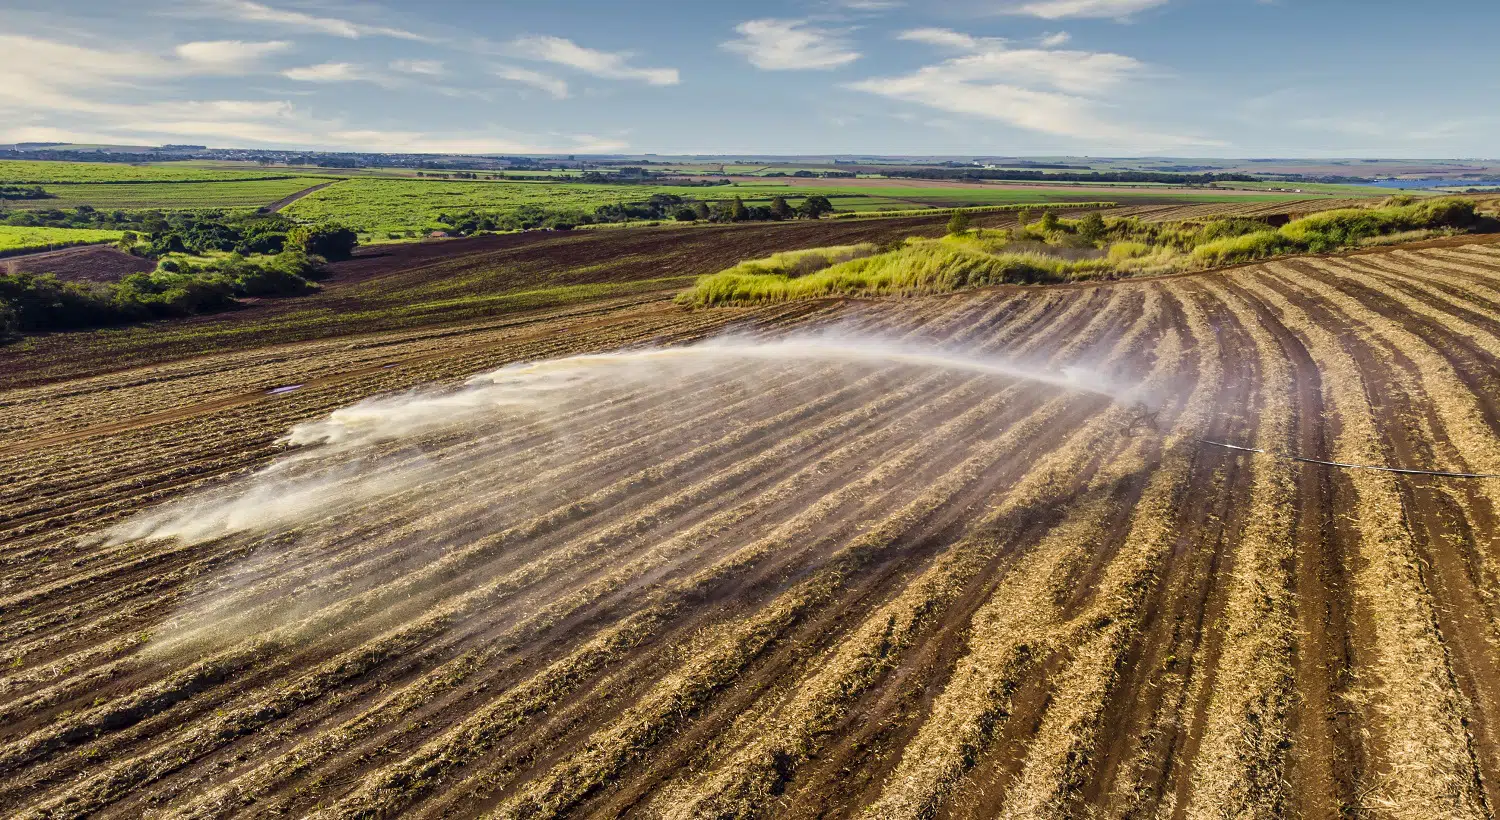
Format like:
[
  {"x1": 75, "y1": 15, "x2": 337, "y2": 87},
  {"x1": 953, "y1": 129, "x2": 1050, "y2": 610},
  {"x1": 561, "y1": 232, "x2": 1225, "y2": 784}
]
[
  {"x1": 1210, "y1": 180, "x2": 1392, "y2": 195},
  {"x1": 0, "y1": 225, "x2": 124, "y2": 255},
  {"x1": 0, "y1": 161, "x2": 1367, "y2": 239},
  {"x1": 3, "y1": 178, "x2": 330, "y2": 211},
  {"x1": 283, "y1": 177, "x2": 1342, "y2": 237},
  {"x1": 5, "y1": 226, "x2": 1500, "y2": 817},
  {"x1": 0, "y1": 160, "x2": 305, "y2": 184}
]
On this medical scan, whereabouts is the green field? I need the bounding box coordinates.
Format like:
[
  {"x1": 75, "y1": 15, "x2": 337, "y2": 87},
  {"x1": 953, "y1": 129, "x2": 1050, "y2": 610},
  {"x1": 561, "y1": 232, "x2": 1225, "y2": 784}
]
[
  {"x1": 0, "y1": 225, "x2": 124, "y2": 255},
  {"x1": 1209, "y1": 180, "x2": 1391, "y2": 196},
  {"x1": 0, "y1": 160, "x2": 308, "y2": 184},
  {"x1": 0, "y1": 159, "x2": 1368, "y2": 241},
  {"x1": 283, "y1": 177, "x2": 1345, "y2": 236},
  {"x1": 282, "y1": 179, "x2": 815, "y2": 235},
  {"x1": 5, "y1": 178, "x2": 329, "y2": 210},
  {"x1": 282, "y1": 178, "x2": 925, "y2": 235}
]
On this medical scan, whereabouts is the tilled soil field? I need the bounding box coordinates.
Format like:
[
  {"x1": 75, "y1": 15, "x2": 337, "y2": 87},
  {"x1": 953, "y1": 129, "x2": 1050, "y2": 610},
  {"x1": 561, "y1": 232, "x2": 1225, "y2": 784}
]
[
  {"x1": 6, "y1": 240, "x2": 1500, "y2": 818},
  {"x1": 0, "y1": 211, "x2": 1060, "y2": 388}
]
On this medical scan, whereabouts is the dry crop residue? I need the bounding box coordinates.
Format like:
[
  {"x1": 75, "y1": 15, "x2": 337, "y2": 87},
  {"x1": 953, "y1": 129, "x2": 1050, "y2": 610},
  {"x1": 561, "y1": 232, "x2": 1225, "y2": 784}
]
[{"x1": 5, "y1": 240, "x2": 1500, "y2": 817}]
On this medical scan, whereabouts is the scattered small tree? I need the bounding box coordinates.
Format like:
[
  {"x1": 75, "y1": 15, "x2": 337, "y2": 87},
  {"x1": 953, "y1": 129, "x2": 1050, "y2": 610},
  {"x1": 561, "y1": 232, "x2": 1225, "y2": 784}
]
[
  {"x1": 1078, "y1": 211, "x2": 1107, "y2": 242},
  {"x1": 797, "y1": 195, "x2": 834, "y2": 219},
  {"x1": 730, "y1": 197, "x2": 749, "y2": 221},
  {"x1": 1016, "y1": 208, "x2": 1033, "y2": 230},
  {"x1": 947, "y1": 210, "x2": 972, "y2": 236},
  {"x1": 693, "y1": 201, "x2": 711, "y2": 221},
  {"x1": 1039, "y1": 210, "x2": 1060, "y2": 232},
  {"x1": 770, "y1": 196, "x2": 794, "y2": 221}
]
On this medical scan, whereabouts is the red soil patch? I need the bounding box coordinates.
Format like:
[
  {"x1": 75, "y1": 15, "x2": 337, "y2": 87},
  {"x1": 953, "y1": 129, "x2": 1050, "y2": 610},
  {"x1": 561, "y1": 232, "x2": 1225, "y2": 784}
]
[{"x1": 0, "y1": 244, "x2": 154, "y2": 283}]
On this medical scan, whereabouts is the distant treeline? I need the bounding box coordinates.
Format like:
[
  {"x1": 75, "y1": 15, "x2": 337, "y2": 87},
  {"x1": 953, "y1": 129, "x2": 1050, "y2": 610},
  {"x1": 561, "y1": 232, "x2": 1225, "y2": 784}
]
[
  {"x1": 1262, "y1": 174, "x2": 1374, "y2": 184},
  {"x1": 0, "y1": 150, "x2": 189, "y2": 164},
  {"x1": 433, "y1": 193, "x2": 836, "y2": 236},
  {"x1": 882, "y1": 169, "x2": 1261, "y2": 184}
]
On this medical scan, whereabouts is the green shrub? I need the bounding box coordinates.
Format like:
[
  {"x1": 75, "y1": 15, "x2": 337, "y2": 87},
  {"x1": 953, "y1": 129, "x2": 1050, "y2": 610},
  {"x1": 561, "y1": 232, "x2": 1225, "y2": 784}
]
[
  {"x1": 716, "y1": 244, "x2": 880, "y2": 281},
  {"x1": 679, "y1": 197, "x2": 1489, "y2": 307},
  {"x1": 0, "y1": 272, "x2": 123, "y2": 332},
  {"x1": 288, "y1": 223, "x2": 358, "y2": 260},
  {"x1": 1280, "y1": 198, "x2": 1477, "y2": 252},
  {"x1": 1078, "y1": 212, "x2": 1107, "y2": 242},
  {"x1": 0, "y1": 246, "x2": 326, "y2": 339},
  {"x1": 678, "y1": 241, "x2": 1111, "y2": 306},
  {"x1": 1191, "y1": 231, "x2": 1298, "y2": 266},
  {"x1": 1108, "y1": 241, "x2": 1153, "y2": 261},
  {"x1": 115, "y1": 270, "x2": 236, "y2": 315}
]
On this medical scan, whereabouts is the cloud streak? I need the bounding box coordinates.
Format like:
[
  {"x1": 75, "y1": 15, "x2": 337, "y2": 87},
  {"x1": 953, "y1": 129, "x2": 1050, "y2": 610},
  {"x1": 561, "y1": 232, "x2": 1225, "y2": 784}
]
[
  {"x1": 509, "y1": 35, "x2": 679, "y2": 86},
  {"x1": 174, "y1": 40, "x2": 291, "y2": 69},
  {"x1": 1000, "y1": 0, "x2": 1171, "y2": 20},
  {"x1": 0, "y1": 32, "x2": 622, "y2": 154},
  {"x1": 282, "y1": 62, "x2": 366, "y2": 83},
  {"x1": 723, "y1": 19, "x2": 862, "y2": 70},
  {"x1": 492, "y1": 64, "x2": 570, "y2": 99},
  {"x1": 390, "y1": 59, "x2": 444, "y2": 77},
  {"x1": 210, "y1": 0, "x2": 430, "y2": 41},
  {"x1": 850, "y1": 27, "x2": 1216, "y2": 148}
]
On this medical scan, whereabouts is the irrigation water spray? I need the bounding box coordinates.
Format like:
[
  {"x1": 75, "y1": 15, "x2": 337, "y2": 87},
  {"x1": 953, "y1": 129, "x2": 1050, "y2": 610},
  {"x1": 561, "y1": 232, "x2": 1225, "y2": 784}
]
[{"x1": 105, "y1": 329, "x2": 1141, "y2": 546}]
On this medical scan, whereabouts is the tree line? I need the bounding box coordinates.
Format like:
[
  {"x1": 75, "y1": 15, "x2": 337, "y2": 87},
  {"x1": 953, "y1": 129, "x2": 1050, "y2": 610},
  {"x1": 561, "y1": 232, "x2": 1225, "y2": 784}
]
[
  {"x1": 434, "y1": 194, "x2": 837, "y2": 236},
  {"x1": 885, "y1": 169, "x2": 1260, "y2": 185}
]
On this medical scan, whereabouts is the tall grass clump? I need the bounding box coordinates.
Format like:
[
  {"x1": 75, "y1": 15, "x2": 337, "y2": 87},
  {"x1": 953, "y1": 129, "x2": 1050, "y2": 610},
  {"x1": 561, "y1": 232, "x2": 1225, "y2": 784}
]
[
  {"x1": 1191, "y1": 231, "x2": 1300, "y2": 266},
  {"x1": 680, "y1": 197, "x2": 1491, "y2": 307},
  {"x1": 717, "y1": 243, "x2": 880, "y2": 279},
  {"x1": 1195, "y1": 197, "x2": 1483, "y2": 265},
  {"x1": 678, "y1": 242, "x2": 1110, "y2": 307}
]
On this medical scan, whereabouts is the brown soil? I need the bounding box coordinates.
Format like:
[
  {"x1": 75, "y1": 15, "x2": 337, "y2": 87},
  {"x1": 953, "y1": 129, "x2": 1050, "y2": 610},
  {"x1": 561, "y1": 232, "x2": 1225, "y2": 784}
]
[
  {"x1": 4, "y1": 235, "x2": 1500, "y2": 818},
  {"x1": 0, "y1": 244, "x2": 154, "y2": 283}
]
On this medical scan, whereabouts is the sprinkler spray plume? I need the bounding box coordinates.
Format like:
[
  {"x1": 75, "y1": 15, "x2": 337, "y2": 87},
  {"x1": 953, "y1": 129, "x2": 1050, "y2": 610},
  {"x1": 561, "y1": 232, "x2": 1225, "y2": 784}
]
[{"x1": 105, "y1": 328, "x2": 1145, "y2": 546}]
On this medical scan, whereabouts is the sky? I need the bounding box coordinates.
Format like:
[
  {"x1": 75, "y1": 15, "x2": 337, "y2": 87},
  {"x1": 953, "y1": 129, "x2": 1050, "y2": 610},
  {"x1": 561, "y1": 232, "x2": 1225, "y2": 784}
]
[{"x1": 1, "y1": 0, "x2": 1497, "y2": 158}]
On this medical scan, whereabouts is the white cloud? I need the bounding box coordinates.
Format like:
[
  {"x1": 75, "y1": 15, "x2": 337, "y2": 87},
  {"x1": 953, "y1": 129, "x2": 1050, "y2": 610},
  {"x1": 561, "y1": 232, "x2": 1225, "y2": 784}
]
[
  {"x1": 174, "y1": 40, "x2": 291, "y2": 69},
  {"x1": 284, "y1": 59, "x2": 457, "y2": 89},
  {"x1": 0, "y1": 34, "x2": 173, "y2": 88},
  {"x1": 722, "y1": 19, "x2": 861, "y2": 71},
  {"x1": 210, "y1": 0, "x2": 429, "y2": 41},
  {"x1": 390, "y1": 59, "x2": 445, "y2": 76},
  {"x1": 508, "y1": 35, "x2": 679, "y2": 86},
  {"x1": 834, "y1": 0, "x2": 905, "y2": 8},
  {"x1": 900, "y1": 28, "x2": 984, "y2": 51},
  {"x1": 1040, "y1": 31, "x2": 1072, "y2": 47},
  {"x1": 0, "y1": 34, "x2": 295, "y2": 118},
  {"x1": 493, "y1": 64, "x2": 569, "y2": 99},
  {"x1": 321, "y1": 129, "x2": 629, "y2": 154},
  {"x1": 851, "y1": 28, "x2": 1213, "y2": 148},
  {"x1": 896, "y1": 28, "x2": 1142, "y2": 94},
  {"x1": 1001, "y1": 0, "x2": 1170, "y2": 20},
  {"x1": 1, "y1": 121, "x2": 628, "y2": 155},
  {"x1": 0, "y1": 32, "x2": 625, "y2": 154},
  {"x1": 282, "y1": 62, "x2": 364, "y2": 82}
]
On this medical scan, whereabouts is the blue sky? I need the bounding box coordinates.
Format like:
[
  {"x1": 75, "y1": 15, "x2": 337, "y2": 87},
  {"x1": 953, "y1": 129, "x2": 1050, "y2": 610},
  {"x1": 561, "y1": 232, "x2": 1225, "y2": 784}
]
[{"x1": 2, "y1": 0, "x2": 1496, "y2": 157}]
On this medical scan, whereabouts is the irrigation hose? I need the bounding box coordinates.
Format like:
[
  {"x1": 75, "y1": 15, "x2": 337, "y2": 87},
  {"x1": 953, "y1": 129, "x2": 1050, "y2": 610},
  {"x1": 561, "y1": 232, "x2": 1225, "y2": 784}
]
[{"x1": 1194, "y1": 439, "x2": 1500, "y2": 479}]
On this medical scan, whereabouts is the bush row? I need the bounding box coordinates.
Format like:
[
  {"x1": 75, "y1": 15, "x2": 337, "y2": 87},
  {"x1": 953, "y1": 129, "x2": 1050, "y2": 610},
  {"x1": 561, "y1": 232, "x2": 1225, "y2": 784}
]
[{"x1": 0, "y1": 250, "x2": 326, "y2": 339}]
